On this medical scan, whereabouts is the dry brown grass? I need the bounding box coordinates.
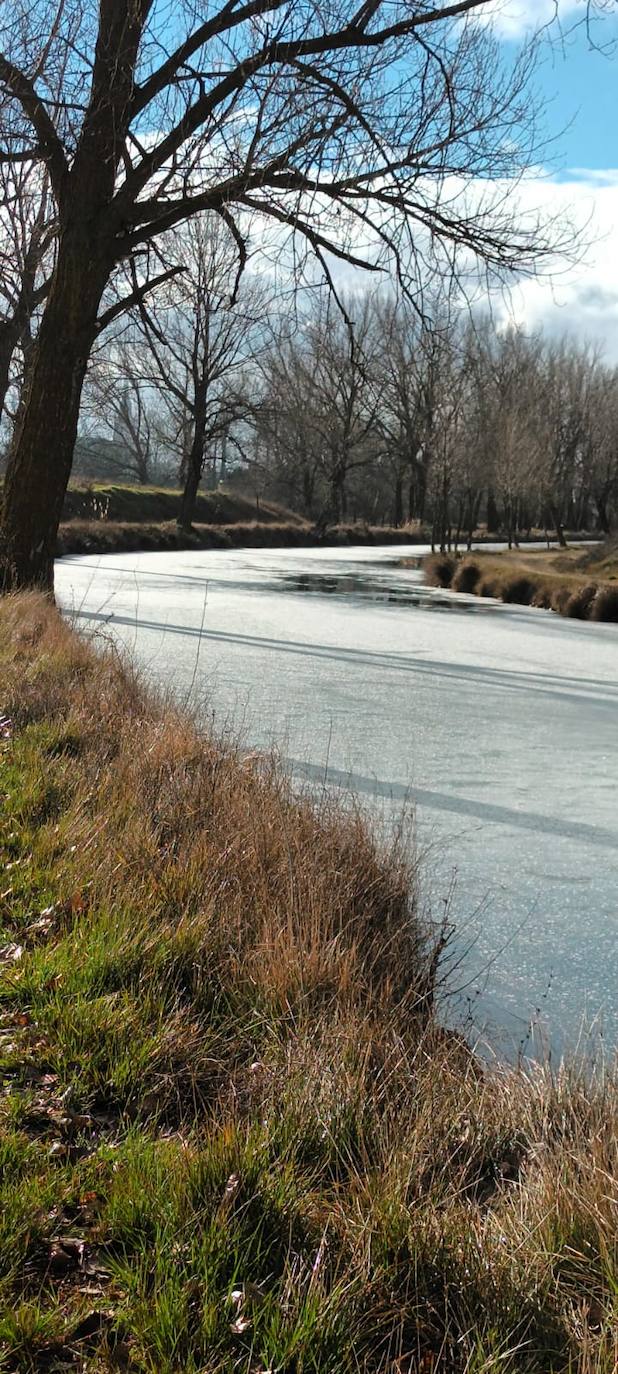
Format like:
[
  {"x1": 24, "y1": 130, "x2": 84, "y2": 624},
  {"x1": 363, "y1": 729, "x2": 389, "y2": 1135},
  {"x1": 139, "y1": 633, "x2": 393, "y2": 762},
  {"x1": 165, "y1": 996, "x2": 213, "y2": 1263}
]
[
  {"x1": 0, "y1": 593, "x2": 428, "y2": 1038},
  {"x1": 55, "y1": 517, "x2": 428, "y2": 557},
  {"x1": 424, "y1": 546, "x2": 618, "y2": 624},
  {"x1": 1, "y1": 595, "x2": 617, "y2": 1373}
]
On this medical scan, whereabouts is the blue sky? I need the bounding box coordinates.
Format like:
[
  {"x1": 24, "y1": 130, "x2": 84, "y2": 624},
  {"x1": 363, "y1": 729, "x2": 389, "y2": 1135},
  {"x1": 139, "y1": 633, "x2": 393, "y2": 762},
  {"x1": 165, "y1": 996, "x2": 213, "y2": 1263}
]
[
  {"x1": 532, "y1": 13, "x2": 618, "y2": 174},
  {"x1": 478, "y1": 1, "x2": 618, "y2": 356}
]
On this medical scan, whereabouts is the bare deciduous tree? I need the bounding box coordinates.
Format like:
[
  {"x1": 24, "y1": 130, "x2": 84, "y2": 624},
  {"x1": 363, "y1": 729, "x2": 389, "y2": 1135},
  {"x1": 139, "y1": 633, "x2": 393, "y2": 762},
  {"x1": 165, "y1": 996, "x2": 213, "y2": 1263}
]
[
  {"x1": 128, "y1": 214, "x2": 268, "y2": 528},
  {"x1": 83, "y1": 342, "x2": 166, "y2": 484},
  {"x1": 0, "y1": 0, "x2": 561, "y2": 590},
  {"x1": 0, "y1": 162, "x2": 55, "y2": 426}
]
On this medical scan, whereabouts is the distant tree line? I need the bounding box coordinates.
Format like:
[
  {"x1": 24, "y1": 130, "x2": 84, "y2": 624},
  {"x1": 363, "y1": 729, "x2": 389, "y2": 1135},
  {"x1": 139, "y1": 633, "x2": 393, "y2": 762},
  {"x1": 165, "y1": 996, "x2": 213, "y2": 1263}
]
[
  {"x1": 249, "y1": 295, "x2": 618, "y2": 545},
  {"x1": 3, "y1": 228, "x2": 618, "y2": 548},
  {"x1": 0, "y1": 0, "x2": 586, "y2": 591}
]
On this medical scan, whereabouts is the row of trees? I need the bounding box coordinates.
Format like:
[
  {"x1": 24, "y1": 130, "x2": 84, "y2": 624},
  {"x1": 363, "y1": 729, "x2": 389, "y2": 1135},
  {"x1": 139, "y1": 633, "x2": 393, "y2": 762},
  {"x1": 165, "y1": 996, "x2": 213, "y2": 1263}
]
[
  {"x1": 3, "y1": 208, "x2": 618, "y2": 545},
  {"x1": 0, "y1": 0, "x2": 607, "y2": 589},
  {"x1": 253, "y1": 298, "x2": 618, "y2": 544}
]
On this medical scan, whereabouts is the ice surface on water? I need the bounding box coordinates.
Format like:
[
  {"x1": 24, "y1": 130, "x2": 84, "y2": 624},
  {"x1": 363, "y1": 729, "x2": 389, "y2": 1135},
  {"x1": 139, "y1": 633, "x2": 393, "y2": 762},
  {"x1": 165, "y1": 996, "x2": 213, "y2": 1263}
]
[{"x1": 56, "y1": 545, "x2": 618, "y2": 1057}]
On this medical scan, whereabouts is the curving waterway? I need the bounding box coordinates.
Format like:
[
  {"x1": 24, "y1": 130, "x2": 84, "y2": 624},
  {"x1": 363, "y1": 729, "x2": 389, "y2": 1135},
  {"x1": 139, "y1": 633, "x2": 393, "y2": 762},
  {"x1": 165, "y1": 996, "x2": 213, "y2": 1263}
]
[{"x1": 56, "y1": 544, "x2": 618, "y2": 1058}]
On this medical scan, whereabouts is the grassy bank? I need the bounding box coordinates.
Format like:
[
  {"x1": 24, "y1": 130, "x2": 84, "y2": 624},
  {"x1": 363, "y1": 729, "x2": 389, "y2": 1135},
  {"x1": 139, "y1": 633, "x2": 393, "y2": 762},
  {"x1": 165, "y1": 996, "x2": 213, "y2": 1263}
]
[
  {"x1": 56, "y1": 517, "x2": 430, "y2": 558},
  {"x1": 48, "y1": 483, "x2": 602, "y2": 559},
  {"x1": 60, "y1": 484, "x2": 305, "y2": 527},
  {"x1": 1, "y1": 597, "x2": 617, "y2": 1372},
  {"x1": 423, "y1": 544, "x2": 618, "y2": 623}
]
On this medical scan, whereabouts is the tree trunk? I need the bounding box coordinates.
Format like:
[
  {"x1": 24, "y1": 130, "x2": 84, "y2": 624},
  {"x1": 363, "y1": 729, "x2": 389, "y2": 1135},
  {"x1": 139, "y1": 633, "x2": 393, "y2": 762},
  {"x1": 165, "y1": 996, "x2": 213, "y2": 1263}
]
[
  {"x1": 549, "y1": 504, "x2": 567, "y2": 548},
  {"x1": 0, "y1": 242, "x2": 43, "y2": 421},
  {"x1": 0, "y1": 319, "x2": 20, "y2": 421},
  {"x1": 330, "y1": 466, "x2": 345, "y2": 524},
  {"x1": 595, "y1": 491, "x2": 611, "y2": 535},
  {"x1": 486, "y1": 488, "x2": 499, "y2": 534},
  {"x1": 408, "y1": 463, "x2": 427, "y2": 523},
  {"x1": 302, "y1": 465, "x2": 315, "y2": 518},
  {"x1": 0, "y1": 239, "x2": 110, "y2": 592},
  {"x1": 178, "y1": 403, "x2": 206, "y2": 530},
  {"x1": 393, "y1": 472, "x2": 403, "y2": 527}
]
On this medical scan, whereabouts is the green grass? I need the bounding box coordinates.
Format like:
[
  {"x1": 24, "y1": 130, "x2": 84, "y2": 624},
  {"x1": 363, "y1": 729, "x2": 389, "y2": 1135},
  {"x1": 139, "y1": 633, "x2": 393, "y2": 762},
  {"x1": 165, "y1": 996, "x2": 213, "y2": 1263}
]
[{"x1": 1, "y1": 594, "x2": 617, "y2": 1372}]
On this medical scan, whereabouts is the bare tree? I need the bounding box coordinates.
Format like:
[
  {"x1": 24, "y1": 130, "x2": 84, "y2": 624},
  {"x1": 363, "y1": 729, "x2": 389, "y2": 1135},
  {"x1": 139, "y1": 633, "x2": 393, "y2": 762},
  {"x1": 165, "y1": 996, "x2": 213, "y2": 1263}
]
[
  {"x1": 588, "y1": 366, "x2": 618, "y2": 534},
  {"x1": 128, "y1": 214, "x2": 268, "y2": 528},
  {"x1": 372, "y1": 295, "x2": 448, "y2": 527},
  {"x1": 257, "y1": 294, "x2": 381, "y2": 523},
  {"x1": 0, "y1": 0, "x2": 564, "y2": 590},
  {"x1": 83, "y1": 341, "x2": 167, "y2": 484},
  {"x1": 0, "y1": 162, "x2": 55, "y2": 426},
  {"x1": 252, "y1": 322, "x2": 323, "y2": 518}
]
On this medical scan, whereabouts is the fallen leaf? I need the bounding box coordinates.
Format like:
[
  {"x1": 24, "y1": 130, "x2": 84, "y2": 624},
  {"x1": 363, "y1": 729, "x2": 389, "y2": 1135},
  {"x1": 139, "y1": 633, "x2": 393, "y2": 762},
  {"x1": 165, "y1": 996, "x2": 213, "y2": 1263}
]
[
  {"x1": 219, "y1": 1172, "x2": 240, "y2": 1213},
  {"x1": 27, "y1": 916, "x2": 54, "y2": 937},
  {"x1": 0, "y1": 943, "x2": 23, "y2": 963},
  {"x1": 230, "y1": 1314, "x2": 252, "y2": 1335},
  {"x1": 49, "y1": 1141, "x2": 69, "y2": 1159},
  {"x1": 48, "y1": 1240, "x2": 80, "y2": 1274},
  {"x1": 66, "y1": 1110, "x2": 95, "y2": 1132}
]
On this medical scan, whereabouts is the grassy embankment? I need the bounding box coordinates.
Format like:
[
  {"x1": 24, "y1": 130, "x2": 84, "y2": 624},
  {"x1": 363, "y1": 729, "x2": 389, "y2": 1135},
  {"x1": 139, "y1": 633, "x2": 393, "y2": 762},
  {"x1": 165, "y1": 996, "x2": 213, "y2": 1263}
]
[
  {"x1": 1, "y1": 595, "x2": 618, "y2": 1372},
  {"x1": 54, "y1": 484, "x2": 427, "y2": 556},
  {"x1": 423, "y1": 543, "x2": 618, "y2": 623}
]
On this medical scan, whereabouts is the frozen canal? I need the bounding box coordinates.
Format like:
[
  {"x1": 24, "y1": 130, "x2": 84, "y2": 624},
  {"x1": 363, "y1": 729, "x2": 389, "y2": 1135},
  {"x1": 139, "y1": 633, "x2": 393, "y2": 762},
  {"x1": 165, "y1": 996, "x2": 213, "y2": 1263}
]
[{"x1": 56, "y1": 544, "x2": 618, "y2": 1057}]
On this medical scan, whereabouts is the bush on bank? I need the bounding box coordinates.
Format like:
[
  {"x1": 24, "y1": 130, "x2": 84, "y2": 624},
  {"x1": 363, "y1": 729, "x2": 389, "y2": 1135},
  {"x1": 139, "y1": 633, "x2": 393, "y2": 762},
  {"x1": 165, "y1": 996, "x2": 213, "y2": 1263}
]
[
  {"x1": 1, "y1": 595, "x2": 617, "y2": 1373},
  {"x1": 55, "y1": 518, "x2": 430, "y2": 558},
  {"x1": 425, "y1": 550, "x2": 618, "y2": 624}
]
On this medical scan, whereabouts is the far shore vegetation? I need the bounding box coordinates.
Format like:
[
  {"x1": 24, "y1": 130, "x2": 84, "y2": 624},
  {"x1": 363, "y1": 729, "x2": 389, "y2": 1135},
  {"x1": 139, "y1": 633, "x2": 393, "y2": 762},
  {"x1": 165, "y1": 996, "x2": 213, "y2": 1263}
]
[
  {"x1": 1, "y1": 594, "x2": 617, "y2": 1372},
  {"x1": 0, "y1": 478, "x2": 603, "y2": 561},
  {"x1": 421, "y1": 543, "x2": 618, "y2": 624}
]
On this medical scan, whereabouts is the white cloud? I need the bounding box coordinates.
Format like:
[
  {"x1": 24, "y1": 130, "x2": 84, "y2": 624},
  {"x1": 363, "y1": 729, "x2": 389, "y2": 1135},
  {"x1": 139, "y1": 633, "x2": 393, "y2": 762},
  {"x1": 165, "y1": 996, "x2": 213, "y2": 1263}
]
[
  {"x1": 477, "y1": 0, "x2": 584, "y2": 40},
  {"x1": 315, "y1": 161, "x2": 618, "y2": 362},
  {"x1": 491, "y1": 167, "x2": 618, "y2": 357}
]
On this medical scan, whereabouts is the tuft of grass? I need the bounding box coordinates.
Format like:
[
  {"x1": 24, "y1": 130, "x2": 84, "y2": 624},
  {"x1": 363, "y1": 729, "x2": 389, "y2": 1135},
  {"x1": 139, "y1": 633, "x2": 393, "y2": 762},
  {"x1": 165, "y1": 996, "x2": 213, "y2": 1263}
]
[
  {"x1": 451, "y1": 560, "x2": 481, "y2": 594},
  {"x1": 500, "y1": 574, "x2": 536, "y2": 606},
  {"x1": 566, "y1": 583, "x2": 599, "y2": 619},
  {"x1": 591, "y1": 584, "x2": 618, "y2": 622},
  {"x1": 1, "y1": 593, "x2": 617, "y2": 1372},
  {"x1": 422, "y1": 549, "x2": 618, "y2": 624},
  {"x1": 425, "y1": 554, "x2": 456, "y2": 588}
]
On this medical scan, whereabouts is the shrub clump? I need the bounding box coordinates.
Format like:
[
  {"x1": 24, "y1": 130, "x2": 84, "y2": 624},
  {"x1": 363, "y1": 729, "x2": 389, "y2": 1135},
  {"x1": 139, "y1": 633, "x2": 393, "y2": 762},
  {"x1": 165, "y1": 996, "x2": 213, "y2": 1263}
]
[
  {"x1": 500, "y1": 575, "x2": 536, "y2": 606},
  {"x1": 452, "y1": 560, "x2": 481, "y2": 594},
  {"x1": 425, "y1": 553, "x2": 456, "y2": 587},
  {"x1": 550, "y1": 585, "x2": 572, "y2": 615},
  {"x1": 531, "y1": 584, "x2": 553, "y2": 610},
  {"x1": 591, "y1": 584, "x2": 618, "y2": 622},
  {"x1": 566, "y1": 582, "x2": 598, "y2": 619}
]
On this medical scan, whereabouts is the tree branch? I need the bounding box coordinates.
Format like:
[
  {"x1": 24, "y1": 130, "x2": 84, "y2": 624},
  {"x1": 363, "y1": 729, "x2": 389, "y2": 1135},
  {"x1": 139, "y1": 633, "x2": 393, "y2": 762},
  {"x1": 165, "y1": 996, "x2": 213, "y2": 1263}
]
[
  {"x1": 0, "y1": 55, "x2": 68, "y2": 205},
  {"x1": 95, "y1": 265, "x2": 186, "y2": 334}
]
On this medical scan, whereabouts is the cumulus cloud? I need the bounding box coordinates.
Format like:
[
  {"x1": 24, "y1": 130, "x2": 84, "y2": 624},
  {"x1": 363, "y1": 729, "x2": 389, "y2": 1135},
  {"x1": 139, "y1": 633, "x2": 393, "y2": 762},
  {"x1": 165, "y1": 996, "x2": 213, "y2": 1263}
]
[
  {"x1": 477, "y1": 0, "x2": 584, "y2": 40},
  {"x1": 491, "y1": 167, "x2": 618, "y2": 357}
]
